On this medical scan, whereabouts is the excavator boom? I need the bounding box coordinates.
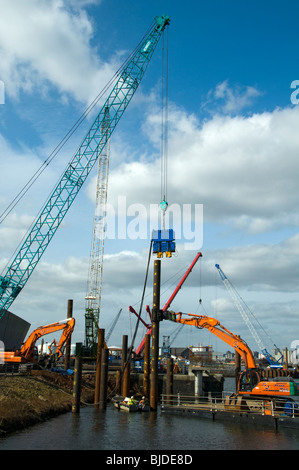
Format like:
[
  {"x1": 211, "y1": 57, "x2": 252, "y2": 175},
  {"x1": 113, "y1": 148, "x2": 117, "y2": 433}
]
[
  {"x1": 1, "y1": 317, "x2": 75, "y2": 363},
  {"x1": 133, "y1": 253, "x2": 202, "y2": 356},
  {"x1": 164, "y1": 311, "x2": 256, "y2": 369},
  {"x1": 163, "y1": 310, "x2": 299, "y2": 399}
]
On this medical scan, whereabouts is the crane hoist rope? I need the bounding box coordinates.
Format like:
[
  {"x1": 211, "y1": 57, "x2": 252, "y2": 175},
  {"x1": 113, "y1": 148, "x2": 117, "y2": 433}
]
[
  {"x1": 124, "y1": 240, "x2": 153, "y2": 368},
  {"x1": 160, "y1": 25, "x2": 169, "y2": 229},
  {"x1": 129, "y1": 258, "x2": 200, "y2": 318},
  {"x1": 151, "y1": 26, "x2": 174, "y2": 258},
  {"x1": 83, "y1": 20, "x2": 170, "y2": 349},
  {"x1": 132, "y1": 252, "x2": 202, "y2": 357}
]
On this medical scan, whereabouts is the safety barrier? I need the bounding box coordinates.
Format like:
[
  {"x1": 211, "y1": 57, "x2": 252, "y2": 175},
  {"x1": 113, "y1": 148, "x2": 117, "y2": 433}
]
[
  {"x1": 0, "y1": 363, "x2": 35, "y2": 375},
  {"x1": 161, "y1": 393, "x2": 299, "y2": 419}
]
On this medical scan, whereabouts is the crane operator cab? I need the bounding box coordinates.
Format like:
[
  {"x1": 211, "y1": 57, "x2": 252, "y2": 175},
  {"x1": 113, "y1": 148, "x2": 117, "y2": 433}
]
[{"x1": 238, "y1": 369, "x2": 260, "y2": 392}]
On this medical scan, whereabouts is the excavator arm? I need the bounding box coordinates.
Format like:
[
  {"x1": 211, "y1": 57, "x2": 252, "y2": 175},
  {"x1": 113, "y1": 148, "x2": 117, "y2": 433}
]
[
  {"x1": 3, "y1": 317, "x2": 75, "y2": 363},
  {"x1": 163, "y1": 310, "x2": 299, "y2": 398},
  {"x1": 47, "y1": 317, "x2": 75, "y2": 360},
  {"x1": 164, "y1": 310, "x2": 256, "y2": 369},
  {"x1": 133, "y1": 253, "x2": 202, "y2": 357}
]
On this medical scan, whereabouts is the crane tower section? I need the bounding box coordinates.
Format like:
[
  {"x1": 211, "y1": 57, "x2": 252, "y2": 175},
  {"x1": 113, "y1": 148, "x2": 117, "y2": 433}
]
[{"x1": 85, "y1": 108, "x2": 110, "y2": 348}]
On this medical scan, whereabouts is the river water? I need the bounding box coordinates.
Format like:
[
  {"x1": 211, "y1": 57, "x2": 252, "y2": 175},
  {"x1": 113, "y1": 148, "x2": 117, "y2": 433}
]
[
  {"x1": 1, "y1": 403, "x2": 299, "y2": 452},
  {"x1": 1, "y1": 378, "x2": 299, "y2": 452}
]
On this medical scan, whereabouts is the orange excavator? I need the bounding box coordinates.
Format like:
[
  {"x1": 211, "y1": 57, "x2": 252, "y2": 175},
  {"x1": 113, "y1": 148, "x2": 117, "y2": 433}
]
[
  {"x1": 163, "y1": 311, "x2": 299, "y2": 400},
  {"x1": 1, "y1": 317, "x2": 75, "y2": 364}
]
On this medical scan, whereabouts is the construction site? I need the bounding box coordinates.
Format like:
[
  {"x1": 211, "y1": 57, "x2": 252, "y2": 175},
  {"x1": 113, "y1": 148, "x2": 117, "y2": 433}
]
[{"x1": 1, "y1": 8, "x2": 299, "y2": 451}]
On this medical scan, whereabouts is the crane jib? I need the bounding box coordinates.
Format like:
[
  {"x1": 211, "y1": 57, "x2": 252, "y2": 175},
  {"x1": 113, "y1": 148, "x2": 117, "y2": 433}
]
[{"x1": 0, "y1": 15, "x2": 170, "y2": 319}]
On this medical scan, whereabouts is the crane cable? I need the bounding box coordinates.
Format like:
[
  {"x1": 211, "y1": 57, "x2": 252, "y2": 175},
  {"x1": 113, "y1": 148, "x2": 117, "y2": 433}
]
[
  {"x1": 160, "y1": 27, "x2": 169, "y2": 229},
  {"x1": 124, "y1": 240, "x2": 153, "y2": 367},
  {"x1": 0, "y1": 23, "x2": 155, "y2": 277},
  {"x1": 0, "y1": 82, "x2": 115, "y2": 226},
  {"x1": 122, "y1": 31, "x2": 169, "y2": 364},
  {"x1": 0, "y1": 21, "x2": 154, "y2": 226}
]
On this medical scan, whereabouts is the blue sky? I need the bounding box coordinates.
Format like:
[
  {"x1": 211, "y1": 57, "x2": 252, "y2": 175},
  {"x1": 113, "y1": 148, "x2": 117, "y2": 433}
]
[{"x1": 1, "y1": 0, "x2": 299, "y2": 358}]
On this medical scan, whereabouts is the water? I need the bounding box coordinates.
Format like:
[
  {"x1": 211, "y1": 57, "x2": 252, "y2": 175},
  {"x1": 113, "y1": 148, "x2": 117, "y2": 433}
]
[
  {"x1": 1, "y1": 377, "x2": 299, "y2": 451},
  {"x1": 1, "y1": 402, "x2": 299, "y2": 451}
]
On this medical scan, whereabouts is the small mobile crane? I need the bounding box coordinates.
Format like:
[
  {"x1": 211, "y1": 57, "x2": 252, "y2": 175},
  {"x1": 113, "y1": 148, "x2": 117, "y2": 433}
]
[{"x1": 163, "y1": 310, "x2": 299, "y2": 403}]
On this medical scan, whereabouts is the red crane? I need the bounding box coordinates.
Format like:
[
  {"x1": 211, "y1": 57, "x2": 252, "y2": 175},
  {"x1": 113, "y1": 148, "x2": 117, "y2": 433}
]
[{"x1": 130, "y1": 252, "x2": 202, "y2": 356}]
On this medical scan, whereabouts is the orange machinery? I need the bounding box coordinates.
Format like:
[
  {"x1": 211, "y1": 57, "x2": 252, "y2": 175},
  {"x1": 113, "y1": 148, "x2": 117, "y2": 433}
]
[
  {"x1": 164, "y1": 311, "x2": 299, "y2": 399},
  {"x1": 131, "y1": 252, "x2": 203, "y2": 357},
  {"x1": 1, "y1": 317, "x2": 75, "y2": 363}
]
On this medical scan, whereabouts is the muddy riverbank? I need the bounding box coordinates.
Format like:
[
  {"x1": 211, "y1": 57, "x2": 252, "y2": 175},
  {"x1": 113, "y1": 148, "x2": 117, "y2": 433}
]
[{"x1": 0, "y1": 370, "x2": 95, "y2": 434}]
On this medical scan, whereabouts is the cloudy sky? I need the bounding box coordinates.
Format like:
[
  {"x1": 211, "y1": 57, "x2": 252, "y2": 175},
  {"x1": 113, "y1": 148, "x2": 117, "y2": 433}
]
[{"x1": 1, "y1": 0, "x2": 299, "y2": 357}]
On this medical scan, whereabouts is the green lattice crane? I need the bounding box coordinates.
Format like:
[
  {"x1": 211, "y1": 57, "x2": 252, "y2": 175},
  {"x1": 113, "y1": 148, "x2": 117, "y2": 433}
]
[{"x1": 0, "y1": 15, "x2": 170, "y2": 321}]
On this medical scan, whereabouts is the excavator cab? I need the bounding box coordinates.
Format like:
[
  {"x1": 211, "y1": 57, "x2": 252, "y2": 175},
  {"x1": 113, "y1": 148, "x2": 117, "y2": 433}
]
[{"x1": 238, "y1": 369, "x2": 261, "y2": 393}]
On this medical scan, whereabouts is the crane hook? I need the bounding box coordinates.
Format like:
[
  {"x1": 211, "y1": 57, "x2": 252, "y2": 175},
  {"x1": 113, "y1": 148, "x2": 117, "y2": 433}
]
[{"x1": 160, "y1": 199, "x2": 168, "y2": 212}]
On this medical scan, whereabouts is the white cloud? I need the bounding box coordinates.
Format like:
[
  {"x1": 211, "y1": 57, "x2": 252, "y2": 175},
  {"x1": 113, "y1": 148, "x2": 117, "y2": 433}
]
[
  {"x1": 89, "y1": 102, "x2": 299, "y2": 237},
  {"x1": 1, "y1": 2, "x2": 298, "y2": 355},
  {"x1": 0, "y1": 0, "x2": 117, "y2": 104},
  {"x1": 203, "y1": 80, "x2": 262, "y2": 115},
  {"x1": 205, "y1": 233, "x2": 299, "y2": 293},
  {"x1": 2, "y1": 223, "x2": 298, "y2": 348},
  {"x1": 2, "y1": 95, "x2": 299, "y2": 343},
  {"x1": 0, "y1": 214, "x2": 35, "y2": 263}
]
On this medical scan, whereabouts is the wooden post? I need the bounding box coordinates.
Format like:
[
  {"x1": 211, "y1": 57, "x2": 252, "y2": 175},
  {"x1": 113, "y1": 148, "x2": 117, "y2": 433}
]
[
  {"x1": 72, "y1": 356, "x2": 82, "y2": 413},
  {"x1": 143, "y1": 333, "x2": 150, "y2": 398},
  {"x1": 166, "y1": 357, "x2": 173, "y2": 404},
  {"x1": 99, "y1": 348, "x2": 109, "y2": 410},
  {"x1": 121, "y1": 335, "x2": 129, "y2": 397},
  {"x1": 115, "y1": 369, "x2": 121, "y2": 394},
  {"x1": 94, "y1": 328, "x2": 105, "y2": 406},
  {"x1": 122, "y1": 362, "x2": 130, "y2": 398},
  {"x1": 284, "y1": 347, "x2": 288, "y2": 370},
  {"x1": 150, "y1": 259, "x2": 161, "y2": 411}
]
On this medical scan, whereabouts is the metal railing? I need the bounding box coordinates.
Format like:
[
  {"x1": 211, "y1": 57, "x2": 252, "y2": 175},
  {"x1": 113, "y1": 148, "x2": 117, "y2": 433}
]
[
  {"x1": 161, "y1": 393, "x2": 299, "y2": 419},
  {"x1": 0, "y1": 363, "x2": 35, "y2": 375}
]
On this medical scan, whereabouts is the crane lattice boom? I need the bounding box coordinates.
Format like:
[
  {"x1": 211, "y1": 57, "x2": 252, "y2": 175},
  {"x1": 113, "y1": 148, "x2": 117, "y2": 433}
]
[
  {"x1": 215, "y1": 264, "x2": 283, "y2": 368},
  {"x1": 85, "y1": 108, "x2": 110, "y2": 347},
  {"x1": 0, "y1": 15, "x2": 170, "y2": 320}
]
